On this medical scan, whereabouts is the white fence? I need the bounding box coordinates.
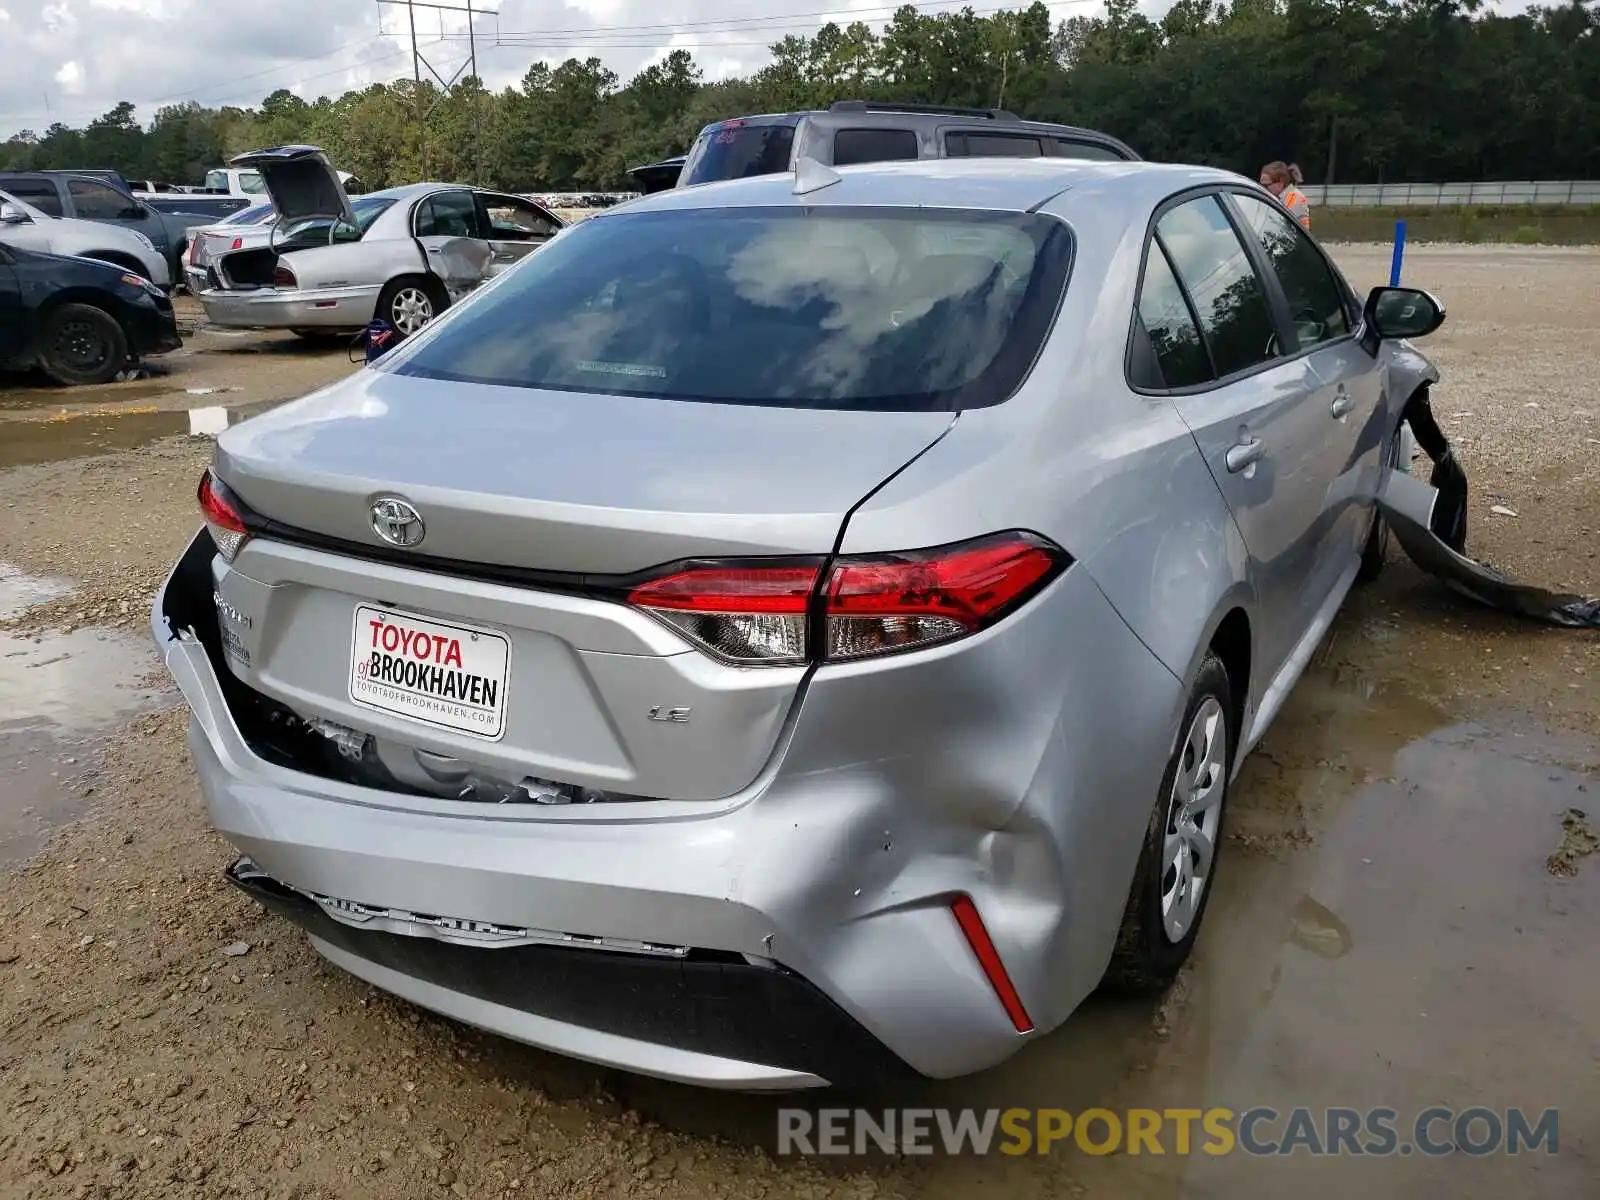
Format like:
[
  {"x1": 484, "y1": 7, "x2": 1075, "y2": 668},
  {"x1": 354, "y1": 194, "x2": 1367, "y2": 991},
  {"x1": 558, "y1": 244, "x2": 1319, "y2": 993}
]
[{"x1": 1302, "y1": 180, "x2": 1600, "y2": 207}]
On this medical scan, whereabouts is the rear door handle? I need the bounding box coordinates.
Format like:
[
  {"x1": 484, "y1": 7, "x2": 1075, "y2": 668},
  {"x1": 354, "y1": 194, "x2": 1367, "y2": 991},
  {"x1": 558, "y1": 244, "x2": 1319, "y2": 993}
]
[
  {"x1": 1225, "y1": 437, "x2": 1265, "y2": 473},
  {"x1": 1330, "y1": 392, "x2": 1355, "y2": 419}
]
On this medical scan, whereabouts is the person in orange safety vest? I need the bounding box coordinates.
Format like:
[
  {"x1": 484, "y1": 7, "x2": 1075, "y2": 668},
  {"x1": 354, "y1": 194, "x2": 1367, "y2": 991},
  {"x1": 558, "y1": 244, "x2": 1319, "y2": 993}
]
[{"x1": 1259, "y1": 160, "x2": 1311, "y2": 229}]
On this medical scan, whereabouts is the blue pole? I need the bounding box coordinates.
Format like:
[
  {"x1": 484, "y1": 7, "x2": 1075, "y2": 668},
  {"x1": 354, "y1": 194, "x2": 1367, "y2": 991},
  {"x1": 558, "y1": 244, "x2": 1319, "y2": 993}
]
[{"x1": 1389, "y1": 220, "x2": 1407, "y2": 286}]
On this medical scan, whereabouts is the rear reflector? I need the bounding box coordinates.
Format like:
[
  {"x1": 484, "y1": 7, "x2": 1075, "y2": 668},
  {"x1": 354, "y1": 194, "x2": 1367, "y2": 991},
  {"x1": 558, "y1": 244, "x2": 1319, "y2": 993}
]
[
  {"x1": 627, "y1": 533, "x2": 1067, "y2": 666},
  {"x1": 950, "y1": 895, "x2": 1034, "y2": 1033},
  {"x1": 197, "y1": 470, "x2": 249, "y2": 562}
]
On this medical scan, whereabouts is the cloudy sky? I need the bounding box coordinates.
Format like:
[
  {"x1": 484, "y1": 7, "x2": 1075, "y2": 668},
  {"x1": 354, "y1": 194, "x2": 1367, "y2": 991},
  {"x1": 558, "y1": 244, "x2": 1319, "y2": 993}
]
[{"x1": 0, "y1": 0, "x2": 1119, "y2": 139}]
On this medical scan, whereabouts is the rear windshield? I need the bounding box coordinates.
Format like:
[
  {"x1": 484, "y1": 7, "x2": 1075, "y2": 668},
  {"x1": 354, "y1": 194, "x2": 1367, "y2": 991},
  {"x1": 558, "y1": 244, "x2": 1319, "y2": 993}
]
[
  {"x1": 681, "y1": 122, "x2": 797, "y2": 186},
  {"x1": 389, "y1": 206, "x2": 1073, "y2": 412},
  {"x1": 275, "y1": 197, "x2": 394, "y2": 248}
]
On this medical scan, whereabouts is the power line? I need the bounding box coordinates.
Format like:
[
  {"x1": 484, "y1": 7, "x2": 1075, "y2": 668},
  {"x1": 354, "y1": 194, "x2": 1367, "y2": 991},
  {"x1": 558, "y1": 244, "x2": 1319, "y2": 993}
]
[{"x1": 486, "y1": 0, "x2": 1098, "y2": 40}]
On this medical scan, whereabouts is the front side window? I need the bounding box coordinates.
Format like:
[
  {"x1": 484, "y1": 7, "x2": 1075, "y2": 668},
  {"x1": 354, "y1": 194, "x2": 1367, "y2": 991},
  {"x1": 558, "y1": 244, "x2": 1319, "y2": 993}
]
[
  {"x1": 482, "y1": 195, "x2": 560, "y2": 242},
  {"x1": 414, "y1": 191, "x2": 480, "y2": 238},
  {"x1": 832, "y1": 128, "x2": 919, "y2": 167},
  {"x1": 68, "y1": 179, "x2": 134, "y2": 220},
  {"x1": 1048, "y1": 139, "x2": 1126, "y2": 162},
  {"x1": 946, "y1": 132, "x2": 1045, "y2": 158},
  {"x1": 1155, "y1": 196, "x2": 1280, "y2": 379},
  {"x1": 1232, "y1": 193, "x2": 1351, "y2": 351},
  {"x1": 388, "y1": 206, "x2": 1074, "y2": 413}
]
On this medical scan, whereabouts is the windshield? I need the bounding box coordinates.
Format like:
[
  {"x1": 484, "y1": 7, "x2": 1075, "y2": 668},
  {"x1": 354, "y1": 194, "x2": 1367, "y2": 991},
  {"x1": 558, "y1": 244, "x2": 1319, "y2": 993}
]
[
  {"x1": 681, "y1": 121, "x2": 797, "y2": 186},
  {"x1": 225, "y1": 203, "x2": 274, "y2": 225},
  {"x1": 275, "y1": 197, "x2": 395, "y2": 248},
  {"x1": 389, "y1": 206, "x2": 1072, "y2": 412}
]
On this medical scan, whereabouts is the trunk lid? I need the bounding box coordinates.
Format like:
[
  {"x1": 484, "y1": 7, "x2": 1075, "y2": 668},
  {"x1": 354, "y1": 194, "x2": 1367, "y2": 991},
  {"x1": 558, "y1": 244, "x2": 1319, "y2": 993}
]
[
  {"x1": 209, "y1": 370, "x2": 953, "y2": 803},
  {"x1": 215, "y1": 368, "x2": 954, "y2": 574},
  {"x1": 230, "y1": 145, "x2": 354, "y2": 227}
]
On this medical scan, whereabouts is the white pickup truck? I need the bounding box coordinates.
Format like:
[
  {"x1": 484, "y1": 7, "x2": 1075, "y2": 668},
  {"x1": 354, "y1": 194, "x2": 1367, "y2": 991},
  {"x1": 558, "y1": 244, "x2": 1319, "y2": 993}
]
[{"x1": 200, "y1": 165, "x2": 363, "y2": 199}]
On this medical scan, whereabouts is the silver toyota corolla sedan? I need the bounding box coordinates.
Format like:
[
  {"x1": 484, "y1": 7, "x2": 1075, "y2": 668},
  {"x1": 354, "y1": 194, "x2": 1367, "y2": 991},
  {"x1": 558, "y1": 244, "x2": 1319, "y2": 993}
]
[{"x1": 153, "y1": 157, "x2": 1445, "y2": 1089}]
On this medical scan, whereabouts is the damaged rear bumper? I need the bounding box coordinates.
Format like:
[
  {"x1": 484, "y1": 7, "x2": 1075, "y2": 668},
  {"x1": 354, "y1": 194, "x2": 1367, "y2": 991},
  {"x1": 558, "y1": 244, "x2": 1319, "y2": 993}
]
[{"x1": 151, "y1": 527, "x2": 1186, "y2": 1086}]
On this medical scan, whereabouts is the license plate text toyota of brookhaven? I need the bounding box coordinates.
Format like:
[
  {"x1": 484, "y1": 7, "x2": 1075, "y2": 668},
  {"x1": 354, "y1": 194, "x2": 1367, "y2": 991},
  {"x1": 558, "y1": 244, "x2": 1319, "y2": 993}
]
[{"x1": 349, "y1": 606, "x2": 511, "y2": 740}]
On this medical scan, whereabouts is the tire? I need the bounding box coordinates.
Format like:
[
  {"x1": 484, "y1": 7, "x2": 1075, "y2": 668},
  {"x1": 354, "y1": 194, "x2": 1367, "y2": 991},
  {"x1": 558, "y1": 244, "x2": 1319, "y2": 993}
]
[
  {"x1": 1356, "y1": 426, "x2": 1405, "y2": 584},
  {"x1": 1103, "y1": 652, "x2": 1233, "y2": 994},
  {"x1": 377, "y1": 276, "x2": 446, "y2": 338},
  {"x1": 36, "y1": 303, "x2": 129, "y2": 386}
]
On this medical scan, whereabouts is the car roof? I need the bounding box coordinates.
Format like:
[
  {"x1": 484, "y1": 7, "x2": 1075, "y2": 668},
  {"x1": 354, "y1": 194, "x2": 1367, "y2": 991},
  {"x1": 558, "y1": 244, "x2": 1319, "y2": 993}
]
[{"x1": 610, "y1": 157, "x2": 1241, "y2": 217}]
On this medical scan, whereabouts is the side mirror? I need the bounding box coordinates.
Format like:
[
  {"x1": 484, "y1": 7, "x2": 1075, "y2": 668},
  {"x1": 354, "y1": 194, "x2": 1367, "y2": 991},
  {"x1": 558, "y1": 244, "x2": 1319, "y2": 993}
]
[
  {"x1": 1362, "y1": 286, "x2": 1446, "y2": 351},
  {"x1": 0, "y1": 202, "x2": 29, "y2": 224}
]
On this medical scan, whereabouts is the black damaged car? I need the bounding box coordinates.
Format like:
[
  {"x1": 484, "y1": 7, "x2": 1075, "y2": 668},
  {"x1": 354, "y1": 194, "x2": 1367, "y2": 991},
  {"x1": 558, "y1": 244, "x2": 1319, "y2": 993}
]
[{"x1": 0, "y1": 242, "x2": 182, "y2": 386}]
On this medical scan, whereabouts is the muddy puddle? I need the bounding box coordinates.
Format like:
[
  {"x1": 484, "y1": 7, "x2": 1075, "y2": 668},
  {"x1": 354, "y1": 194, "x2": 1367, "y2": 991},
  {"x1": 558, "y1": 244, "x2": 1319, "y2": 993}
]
[
  {"x1": 540, "y1": 673, "x2": 1600, "y2": 1198},
  {"x1": 0, "y1": 399, "x2": 279, "y2": 470},
  {"x1": 0, "y1": 566, "x2": 167, "y2": 868}
]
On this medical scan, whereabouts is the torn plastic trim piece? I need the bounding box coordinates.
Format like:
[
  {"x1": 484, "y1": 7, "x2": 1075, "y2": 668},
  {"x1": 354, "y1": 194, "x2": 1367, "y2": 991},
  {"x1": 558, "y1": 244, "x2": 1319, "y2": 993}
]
[{"x1": 1377, "y1": 386, "x2": 1600, "y2": 629}]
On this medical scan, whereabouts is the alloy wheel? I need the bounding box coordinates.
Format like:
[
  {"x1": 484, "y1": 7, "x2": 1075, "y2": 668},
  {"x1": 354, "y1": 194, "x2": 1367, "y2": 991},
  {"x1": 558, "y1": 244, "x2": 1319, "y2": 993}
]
[
  {"x1": 1161, "y1": 696, "x2": 1227, "y2": 943},
  {"x1": 390, "y1": 286, "x2": 435, "y2": 336}
]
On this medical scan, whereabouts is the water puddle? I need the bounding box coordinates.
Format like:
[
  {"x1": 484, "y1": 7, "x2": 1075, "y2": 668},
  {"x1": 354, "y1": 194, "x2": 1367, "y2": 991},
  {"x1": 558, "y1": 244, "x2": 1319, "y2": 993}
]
[
  {"x1": 0, "y1": 566, "x2": 167, "y2": 868},
  {"x1": 0, "y1": 380, "x2": 178, "y2": 412},
  {"x1": 0, "y1": 399, "x2": 279, "y2": 470},
  {"x1": 565, "y1": 671, "x2": 1599, "y2": 1198}
]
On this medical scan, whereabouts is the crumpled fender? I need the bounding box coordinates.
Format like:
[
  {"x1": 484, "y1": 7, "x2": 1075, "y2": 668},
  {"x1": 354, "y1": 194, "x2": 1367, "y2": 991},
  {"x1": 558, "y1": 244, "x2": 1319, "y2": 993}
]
[{"x1": 1378, "y1": 386, "x2": 1600, "y2": 629}]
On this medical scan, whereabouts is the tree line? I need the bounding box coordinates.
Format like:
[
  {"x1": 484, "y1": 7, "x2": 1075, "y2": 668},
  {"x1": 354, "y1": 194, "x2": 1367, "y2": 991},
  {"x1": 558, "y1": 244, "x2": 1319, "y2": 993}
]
[{"x1": 3, "y1": 0, "x2": 1598, "y2": 192}]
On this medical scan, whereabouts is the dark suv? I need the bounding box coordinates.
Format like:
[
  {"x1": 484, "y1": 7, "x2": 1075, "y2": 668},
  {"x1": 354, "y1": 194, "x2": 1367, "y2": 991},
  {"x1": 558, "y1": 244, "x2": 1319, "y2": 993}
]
[{"x1": 676, "y1": 100, "x2": 1138, "y2": 189}]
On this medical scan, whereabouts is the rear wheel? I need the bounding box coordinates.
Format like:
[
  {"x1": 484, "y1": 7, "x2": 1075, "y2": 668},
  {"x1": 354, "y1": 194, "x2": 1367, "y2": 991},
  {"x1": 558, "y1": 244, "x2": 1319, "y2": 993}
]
[
  {"x1": 36, "y1": 303, "x2": 129, "y2": 386},
  {"x1": 378, "y1": 276, "x2": 445, "y2": 338},
  {"x1": 1103, "y1": 652, "x2": 1233, "y2": 993}
]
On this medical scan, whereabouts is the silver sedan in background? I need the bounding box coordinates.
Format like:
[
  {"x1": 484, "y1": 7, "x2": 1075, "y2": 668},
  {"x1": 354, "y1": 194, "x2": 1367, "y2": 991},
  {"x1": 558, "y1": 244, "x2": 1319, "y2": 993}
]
[
  {"x1": 197, "y1": 146, "x2": 564, "y2": 338},
  {"x1": 155, "y1": 157, "x2": 1444, "y2": 1089}
]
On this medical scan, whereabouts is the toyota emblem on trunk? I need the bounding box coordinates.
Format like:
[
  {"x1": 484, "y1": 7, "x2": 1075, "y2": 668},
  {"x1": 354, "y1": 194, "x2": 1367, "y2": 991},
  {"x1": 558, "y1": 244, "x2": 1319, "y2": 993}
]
[{"x1": 371, "y1": 497, "x2": 425, "y2": 547}]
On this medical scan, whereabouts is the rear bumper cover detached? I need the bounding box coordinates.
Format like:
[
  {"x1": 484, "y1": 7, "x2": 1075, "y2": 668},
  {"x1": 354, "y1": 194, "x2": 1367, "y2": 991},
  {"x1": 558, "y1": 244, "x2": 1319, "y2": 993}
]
[
  {"x1": 198, "y1": 283, "x2": 381, "y2": 329},
  {"x1": 153, "y1": 526, "x2": 1184, "y2": 1088},
  {"x1": 226, "y1": 857, "x2": 904, "y2": 1089}
]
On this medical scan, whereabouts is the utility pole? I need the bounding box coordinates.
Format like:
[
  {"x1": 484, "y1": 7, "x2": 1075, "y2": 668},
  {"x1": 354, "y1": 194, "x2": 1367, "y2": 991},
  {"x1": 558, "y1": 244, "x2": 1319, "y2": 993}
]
[{"x1": 376, "y1": 0, "x2": 497, "y2": 182}]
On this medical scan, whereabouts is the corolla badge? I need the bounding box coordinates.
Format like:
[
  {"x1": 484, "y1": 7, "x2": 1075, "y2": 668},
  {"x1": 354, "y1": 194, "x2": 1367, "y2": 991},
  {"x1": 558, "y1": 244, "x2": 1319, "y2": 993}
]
[{"x1": 371, "y1": 497, "x2": 425, "y2": 547}]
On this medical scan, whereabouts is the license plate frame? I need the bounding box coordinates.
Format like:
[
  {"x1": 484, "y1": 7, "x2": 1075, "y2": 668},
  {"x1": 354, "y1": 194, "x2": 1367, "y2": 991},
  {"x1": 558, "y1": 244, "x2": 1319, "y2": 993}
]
[{"x1": 349, "y1": 604, "x2": 511, "y2": 741}]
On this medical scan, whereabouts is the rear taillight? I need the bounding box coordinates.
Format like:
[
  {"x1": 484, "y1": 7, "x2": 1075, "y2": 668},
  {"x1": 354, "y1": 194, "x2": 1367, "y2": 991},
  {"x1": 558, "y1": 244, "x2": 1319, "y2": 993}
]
[
  {"x1": 187, "y1": 238, "x2": 200, "y2": 266},
  {"x1": 197, "y1": 470, "x2": 249, "y2": 562},
  {"x1": 627, "y1": 562, "x2": 819, "y2": 665},
  {"x1": 627, "y1": 532, "x2": 1067, "y2": 666},
  {"x1": 230, "y1": 236, "x2": 243, "y2": 250},
  {"x1": 272, "y1": 263, "x2": 297, "y2": 288}
]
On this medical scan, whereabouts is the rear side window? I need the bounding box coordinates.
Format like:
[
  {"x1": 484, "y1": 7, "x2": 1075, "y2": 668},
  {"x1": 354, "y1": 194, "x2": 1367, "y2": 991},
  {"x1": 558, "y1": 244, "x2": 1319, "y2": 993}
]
[
  {"x1": 415, "y1": 191, "x2": 480, "y2": 238},
  {"x1": 832, "y1": 128, "x2": 919, "y2": 167},
  {"x1": 1232, "y1": 194, "x2": 1351, "y2": 350},
  {"x1": 1134, "y1": 244, "x2": 1211, "y2": 388},
  {"x1": 3, "y1": 180, "x2": 63, "y2": 216},
  {"x1": 682, "y1": 123, "x2": 796, "y2": 186},
  {"x1": 1155, "y1": 196, "x2": 1280, "y2": 379},
  {"x1": 389, "y1": 207, "x2": 1073, "y2": 413},
  {"x1": 68, "y1": 179, "x2": 135, "y2": 220},
  {"x1": 1049, "y1": 139, "x2": 1125, "y2": 162},
  {"x1": 946, "y1": 132, "x2": 1045, "y2": 158}
]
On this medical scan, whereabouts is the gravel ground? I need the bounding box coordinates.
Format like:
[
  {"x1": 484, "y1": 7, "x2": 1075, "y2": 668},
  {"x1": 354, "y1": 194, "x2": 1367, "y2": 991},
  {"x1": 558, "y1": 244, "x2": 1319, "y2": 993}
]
[{"x1": 0, "y1": 245, "x2": 1597, "y2": 1199}]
